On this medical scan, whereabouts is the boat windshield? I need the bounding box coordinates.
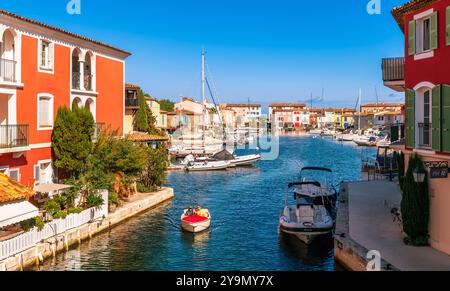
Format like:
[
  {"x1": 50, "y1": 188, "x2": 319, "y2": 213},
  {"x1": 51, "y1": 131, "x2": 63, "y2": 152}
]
[{"x1": 300, "y1": 168, "x2": 334, "y2": 192}]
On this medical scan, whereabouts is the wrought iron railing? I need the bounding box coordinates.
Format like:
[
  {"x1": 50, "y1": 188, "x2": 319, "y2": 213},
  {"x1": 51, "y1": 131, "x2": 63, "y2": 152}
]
[
  {"x1": 0, "y1": 58, "x2": 16, "y2": 82},
  {"x1": 125, "y1": 98, "x2": 140, "y2": 107},
  {"x1": 0, "y1": 124, "x2": 29, "y2": 149},
  {"x1": 72, "y1": 72, "x2": 81, "y2": 89},
  {"x1": 418, "y1": 123, "x2": 432, "y2": 148},
  {"x1": 84, "y1": 74, "x2": 93, "y2": 91}
]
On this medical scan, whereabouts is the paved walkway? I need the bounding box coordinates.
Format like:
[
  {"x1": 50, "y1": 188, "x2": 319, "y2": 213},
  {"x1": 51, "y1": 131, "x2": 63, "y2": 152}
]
[{"x1": 348, "y1": 181, "x2": 450, "y2": 271}]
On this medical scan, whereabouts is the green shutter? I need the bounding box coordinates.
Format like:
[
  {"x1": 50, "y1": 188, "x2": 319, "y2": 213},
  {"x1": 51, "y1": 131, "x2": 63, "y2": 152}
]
[
  {"x1": 406, "y1": 89, "x2": 415, "y2": 148},
  {"x1": 442, "y1": 85, "x2": 450, "y2": 152},
  {"x1": 446, "y1": 7, "x2": 450, "y2": 45},
  {"x1": 432, "y1": 85, "x2": 442, "y2": 151},
  {"x1": 408, "y1": 20, "x2": 416, "y2": 56},
  {"x1": 430, "y1": 12, "x2": 439, "y2": 50}
]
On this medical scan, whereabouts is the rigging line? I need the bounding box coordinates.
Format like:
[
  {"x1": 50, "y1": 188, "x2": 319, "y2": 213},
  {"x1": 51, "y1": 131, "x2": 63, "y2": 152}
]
[
  {"x1": 205, "y1": 61, "x2": 221, "y2": 104},
  {"x1": 205, "y1": 77, "x2": 223, "y2": 125}
]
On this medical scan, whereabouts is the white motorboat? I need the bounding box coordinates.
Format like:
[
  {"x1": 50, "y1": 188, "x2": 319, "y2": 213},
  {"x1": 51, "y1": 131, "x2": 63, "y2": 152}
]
[
  {"x1": 230, "y1": 154, "x2": 261, "y2": 166},
  {"x1": 279, "y1": 181, "x2": 334, "y2": 245},
  {"x1": 186, "y1": 160, "x2": 230, "y2": 171},
  {"x1": 298, "y1": 167, "x2": 338, "y2": 214},
  {"x1": 353, "y1": 135, "x2": 378, "y2": 147},
  {"x1": 309, "y1": 129, "x2": 322, "y2": 135},
  {"x1": 181, "y1": 208, "x2": 211, "y2": 233}
]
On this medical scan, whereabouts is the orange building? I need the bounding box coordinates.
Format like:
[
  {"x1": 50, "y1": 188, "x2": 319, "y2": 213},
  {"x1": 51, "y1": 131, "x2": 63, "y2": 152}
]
[{"x1": 0, "y1": 10, "x2": 130, "y2": 187}]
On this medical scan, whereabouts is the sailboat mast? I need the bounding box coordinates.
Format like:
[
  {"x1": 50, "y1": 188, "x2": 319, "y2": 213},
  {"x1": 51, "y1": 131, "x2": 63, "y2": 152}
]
[
  {"x1": 202, "y1": 49, "x2": 206, "y2": 148},
  {"x1": 358, "y1": 88, "x2": 362, "y2": 133}
]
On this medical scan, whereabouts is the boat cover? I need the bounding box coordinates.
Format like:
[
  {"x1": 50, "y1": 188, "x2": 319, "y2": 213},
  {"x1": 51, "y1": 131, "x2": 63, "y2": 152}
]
[{"x1": 183, "y1": 214, "x2": 209, "y2": 223}]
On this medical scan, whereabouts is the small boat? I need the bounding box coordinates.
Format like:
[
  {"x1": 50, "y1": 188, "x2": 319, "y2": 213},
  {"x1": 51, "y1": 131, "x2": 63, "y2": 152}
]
[
  {"x1": 279, "y1": 181, "x2": 334, "y2": 245},
  {"x1": 309, "y1": 129, "x2": 322, "y2": 135},
  {"x1": 211, "y1": 149, "x2": 261, "y2": 167},
  {"x1": 181, "y1": 208, "x2": 211, "y2": 233},
  {"x1": 186, "y1": 160, "x2": 230, "y2": 171}
]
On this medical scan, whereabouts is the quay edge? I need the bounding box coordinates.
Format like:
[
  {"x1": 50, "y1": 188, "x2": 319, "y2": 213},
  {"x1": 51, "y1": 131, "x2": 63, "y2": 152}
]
[{"x1": 0, "y1": 188, "x2": 174, "y2": 272}]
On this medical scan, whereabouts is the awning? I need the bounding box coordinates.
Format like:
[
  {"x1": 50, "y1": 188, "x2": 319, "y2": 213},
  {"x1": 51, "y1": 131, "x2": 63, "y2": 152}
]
[
  {"x1": 0, "y1": 200, "x2": 39, "y2": 228},
  {"x1": 34, "y1": 184, "x2": 72, "y2": 197}
]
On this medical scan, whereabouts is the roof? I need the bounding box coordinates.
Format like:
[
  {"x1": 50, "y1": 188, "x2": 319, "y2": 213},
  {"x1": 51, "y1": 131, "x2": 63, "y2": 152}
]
[
  {"x1": 125, "y1": 83, "x2": 141, "y2": 90},
  {"x1": 0, "y1": 173, "x2": 35, "y2": 204},
  {"x1": 145, "y1": 96, "x2": 158, "y2": 102},
  {"x1": 392, "y1": 0, "x2": 438, "y2": 32},
  {"x1": 374, "y1": 110, "x2": 403, "y2": 116},
  {"x1": 181, "y1": 97, "x2": 198, "y2": 103},
  {"x1": 127, "y1": 132, "x2": 170, "y2": 142},
  {"x1": 224, "y1": 104, "x2": 262, "y2": 108},
  {"x1": 269, "y1": 103, "x2": 306, "y2": 108},
  {"x1": 167, "y1": 109, "x2": 196, "y2": 116},
  {"x1": 362, "y1": 103, "x2": 404, "y2": 108},
  {"x1": 0, "y1": 9, "x2": 131, "y2": 57}
]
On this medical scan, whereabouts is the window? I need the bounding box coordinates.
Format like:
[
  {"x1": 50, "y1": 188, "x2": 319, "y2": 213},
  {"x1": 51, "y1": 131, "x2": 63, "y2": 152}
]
[
  {"x1": 423, "y1": 18, "x2": 431, "y2": 51},
  {"x1": 409, "y1": 11, "x2": 438, "y2": 57},
  {"x1": 8, "y1": 169, "x2": 19, "y2": 182},
  {"x1": 39, "y1": 40, "x2": 53, "y2": 71},
  {"x1": 424, "y1": 90, "x2": 431, "y2": 124},
  {"x1": 38, "y1": 94, "x2": 54, "y2": 130}
]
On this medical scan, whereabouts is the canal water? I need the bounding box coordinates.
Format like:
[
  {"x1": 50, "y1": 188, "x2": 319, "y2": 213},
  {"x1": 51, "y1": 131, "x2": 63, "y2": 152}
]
[{"x1": 34, "y1": 136, "x2": 374, "y2": 271}]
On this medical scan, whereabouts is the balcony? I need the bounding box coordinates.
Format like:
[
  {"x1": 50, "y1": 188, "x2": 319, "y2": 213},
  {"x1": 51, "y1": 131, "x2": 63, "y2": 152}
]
[
  {"x1": 84, "y1": 74, "x2": 93, "y2": 91},
  {"x1": 0, "y1": 125, "x2": 29, "y2": 154},
  {"x1": 382, "y1": 57, "x2": 405, "y2": 92},
  {"x1": 418, "y1": 123, "x2": 432, "y2": 149},
  {"x1": 72, "y1": 72, "x2": 81, "y2": 90},
  {"x1": 0, "y1": 58, "x2": 16, "y2": 83},
  {"x1": 125, "y1": 98, "x2": 139, "y2": 108}
]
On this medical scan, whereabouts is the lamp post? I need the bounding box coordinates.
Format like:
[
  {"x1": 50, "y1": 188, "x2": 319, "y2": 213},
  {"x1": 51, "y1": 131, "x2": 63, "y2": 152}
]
[{"x1": 413, "y1": 166, "x2": 426, "y2": 183}]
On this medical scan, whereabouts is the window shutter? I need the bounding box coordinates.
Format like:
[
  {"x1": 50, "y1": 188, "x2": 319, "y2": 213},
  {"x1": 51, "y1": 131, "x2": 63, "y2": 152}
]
[
  {"x1": 447, "y1": 7, "x2": 450, "y2": 45},
  {"x1": 48, "y1": 43, "x2": 53, "y2": 68},
  {"x1": 34, "y1": 165, "x2": 40, "y2": 184},
  {"x1": 442, "y1": 85, "x2": 450, "y2": 152},
  {"x1": 430, "y1": 12, "x2": 439, "y2": 50},
  {"x1": 406, "y1": 89, "x2": 415, "y2": 148},
  {"x1": 432, "y1": 85, "x2": 442, "y2": 151},
  {"x1": 408, "y1": 20, "x2": 416, "y2": 55},
  {"x1": 39, "y1": 97, "x2": 50, "y2": 127}
]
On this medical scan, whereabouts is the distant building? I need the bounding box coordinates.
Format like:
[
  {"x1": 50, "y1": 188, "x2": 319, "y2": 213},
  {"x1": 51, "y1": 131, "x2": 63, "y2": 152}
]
[{"x1": 222, "y1": 104, "x2": 262, "y2": 128}]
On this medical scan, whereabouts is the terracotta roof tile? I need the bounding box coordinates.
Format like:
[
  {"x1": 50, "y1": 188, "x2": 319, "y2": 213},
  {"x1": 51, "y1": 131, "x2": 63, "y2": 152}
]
[
  {"x1": 126, "y1": 132, "x2": 169, "y2": 142},
  {"x1": 0, "y1": 9, "x2": 131, "y2": 57},
  {"x1": 392, "y1": 0, "x2": 438, "y2": 32},
  {"x1": 0, "y1": 173, "x2": 35, "y2": 203}
]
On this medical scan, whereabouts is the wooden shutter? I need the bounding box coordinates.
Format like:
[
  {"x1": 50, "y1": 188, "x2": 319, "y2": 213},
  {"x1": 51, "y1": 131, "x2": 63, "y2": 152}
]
[
  {"x1": 447, "y1": 7, "x2": 450, "y2": 45},
  {"x1": 432, "y1": 85, "x2": 442, "y2": 151},
  {"x1": 430, "y1": 12, "x2": 439, "y2": 50},
  {"x1": 408, "y1": 20, "x2": 416, "y2": 55},
  {"x1": 442, "y1": 85, "x2": 450, "y2": 152},
  {"x1": 406, "y1": 89, "x2": 415, "y2": 148}
]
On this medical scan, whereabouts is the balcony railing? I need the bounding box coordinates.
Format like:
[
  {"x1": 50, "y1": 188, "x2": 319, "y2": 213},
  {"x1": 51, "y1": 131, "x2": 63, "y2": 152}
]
[
  {"x1": 418, "y1": 123, "x2": 432, "y2": 149},
  {"x1": 84, "y1": 74, "x2": 93, "y2": 91},
  {"x1": 125, "y1": 98, "x2": 139, "y2": 107},
  {"x1": 382, "y1": 57, "x2": 405, "y2": 82},
  {"x1": 72, "y1": 72, "x2": 81, "y2": 90},
  {"x1": 0, "y1": 58, "x2": 17, "y2": 82},
  {"x1": 0, "y1": 124, "x2": 29, "y2": 149}
]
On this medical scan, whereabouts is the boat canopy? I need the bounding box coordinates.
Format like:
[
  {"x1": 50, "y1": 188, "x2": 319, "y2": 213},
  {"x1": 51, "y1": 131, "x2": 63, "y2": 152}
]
[
  {"x1": 288, "y1": 181, "x2": 321, "y2": 188},
  {"x1": 212, "y1": 149, "x2": 235, "y2": 161},
  {"x1": 301, "y1": 167, "x2": 332, "y2": 173}
]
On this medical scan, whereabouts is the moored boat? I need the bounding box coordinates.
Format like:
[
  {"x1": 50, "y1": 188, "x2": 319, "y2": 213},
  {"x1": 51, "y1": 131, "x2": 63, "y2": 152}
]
[{"x1": 181, "y1": 208, "x2": 211, "y2": 233}]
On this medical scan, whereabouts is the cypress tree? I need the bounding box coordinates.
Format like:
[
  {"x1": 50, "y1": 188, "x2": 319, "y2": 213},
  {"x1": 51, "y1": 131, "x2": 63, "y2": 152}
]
[
  {"x1": 52, "y1": 106, "x2": 94, "y2": 176},
  {"x1": 401, "y1": 155, "x2": 430, "y2": 246},
  {"x1": 134, "y1": 90, "x2": 150, "y2": 132}
]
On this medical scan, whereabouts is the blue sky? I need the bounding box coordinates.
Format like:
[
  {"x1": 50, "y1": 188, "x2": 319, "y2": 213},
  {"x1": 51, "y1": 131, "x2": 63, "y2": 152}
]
[{"x1": 1, "y1": 0, "x2": 407, "y2": 109}]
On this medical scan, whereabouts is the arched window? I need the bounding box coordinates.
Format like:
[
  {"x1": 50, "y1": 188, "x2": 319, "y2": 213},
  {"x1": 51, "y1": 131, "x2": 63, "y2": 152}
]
[
  {"x1": 72, "y1": 97, "x2": 82, "y2": 110},
  {"x1": 72, "y1": 48, "x2": 81, "y2": 89},
  {"x1": 1, "y1": 29, "x2": 16, "y2": 82},
  {"x1": 84, "y1": 52, "x2": 93, "y2": 91},
  {"x1": 85, "y1": 98, "x2": 94, "y2": 114}
]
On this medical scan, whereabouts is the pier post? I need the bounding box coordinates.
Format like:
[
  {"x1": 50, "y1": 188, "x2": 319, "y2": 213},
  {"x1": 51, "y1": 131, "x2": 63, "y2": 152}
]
[
  {"x1": 64, "y1": 235, "x2": 69, "y2": 251},
  {"x1": 0, "y1": 262, "x2": 6, "y2": 271},
  {"x1": 77, "y1": 229, "x2": 81, "y2": 244}
]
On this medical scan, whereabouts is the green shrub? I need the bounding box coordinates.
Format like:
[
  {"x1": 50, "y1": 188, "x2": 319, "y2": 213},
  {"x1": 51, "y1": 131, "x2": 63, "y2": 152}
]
[
  {"x1": 53, "y1": 211, "x2": 68, "y2": 220},
  {"x1": 86, "y1": 194, "x2": 104, "y2": 210},
  {"x1": 401, "y1": 155, "x2": 430, "y2": 246},
  {"x1": 140, "y1": 146, "x2": 169, "y2": 192},
  {"x1": 68, "y1": 207, "x2": 82, "y2": 214},
  {"x1": 108, "y1": 192, "x2": 120, "y2": 206},
  {"x1": 397, "y1": 151, "x2": 405, "y2": 190},
  {"x1": 20, "y1": 218, "x2": 36, "y2": 232},
  {"x1": 44, "y1": 199, "x2": 61, "y2": 216},
  {"x1": 53, "y1": 195, "x2": 68, "y2": 210},
  {"x1": 35, "y1": 216, "x2": 45, "y2": 231}
]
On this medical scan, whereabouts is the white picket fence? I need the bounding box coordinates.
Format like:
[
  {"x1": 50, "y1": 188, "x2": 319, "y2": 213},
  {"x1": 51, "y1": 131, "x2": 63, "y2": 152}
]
[{"x1": 0, "y1": 191, "x2": 108, "y2": 261}]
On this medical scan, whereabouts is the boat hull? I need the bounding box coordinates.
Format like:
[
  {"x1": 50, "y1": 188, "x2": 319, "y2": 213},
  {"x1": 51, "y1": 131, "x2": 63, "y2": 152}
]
[
  {"x1": 181, "y1": 219, "x2": 211, "y2": 233},
  {"x1": 279, "y1": 224, "x2": 333, "y2": 245},
  {"x1": 186, "y1": 162, "x2": 230, "y2": 171},
  {"x1": 230, "y1": 154, "x2": 261, "y2": 166}
]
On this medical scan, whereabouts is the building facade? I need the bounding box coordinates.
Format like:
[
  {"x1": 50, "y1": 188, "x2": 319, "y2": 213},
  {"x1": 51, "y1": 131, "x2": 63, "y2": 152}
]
[
  {"x1": 0, "y1": 10, "x2": 129, "y2": 187},
  {"x1": 384, "y1": 0, "x2": 450, "y2": 255}
]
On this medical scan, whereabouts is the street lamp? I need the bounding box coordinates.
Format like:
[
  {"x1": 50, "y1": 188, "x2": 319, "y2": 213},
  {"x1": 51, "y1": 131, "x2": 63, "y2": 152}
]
[{"x1": 413, "y1": 166, "x2": 426, "y2": 183}]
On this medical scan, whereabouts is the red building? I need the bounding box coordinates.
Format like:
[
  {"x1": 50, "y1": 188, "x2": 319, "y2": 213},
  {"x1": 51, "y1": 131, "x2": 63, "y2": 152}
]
[
  {"x1": 0, "y1": 10, "x2": 130, "y2": 188},
  {"x1": 383, "y1": 0, "x2": 450, "y2": 255}
]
